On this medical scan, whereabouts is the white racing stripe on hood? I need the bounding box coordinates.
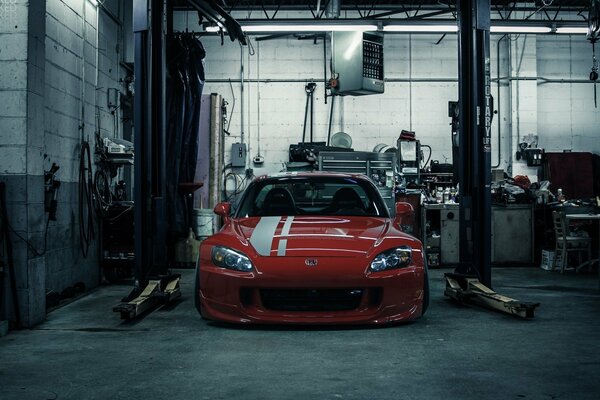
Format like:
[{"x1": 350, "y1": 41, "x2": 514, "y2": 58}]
[
  {"x1": 276, "y1": 216, "x2": 294, "y2": 256},
  {"x1": 249, "y1": 216, "x2": 281, "y2": 256}
]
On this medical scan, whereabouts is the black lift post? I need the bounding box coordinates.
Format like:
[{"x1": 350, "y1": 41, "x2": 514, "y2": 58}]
[
  {"x1": 115, "y1": 0, "x2": 244, "y2": 319},
  {"x1": 114, "y1": 0, "x2": 180, "y2": 319},
  {"x1": 133, "y1": 0, "x2": 168, "y2": 287},
  {"x1": 456, "y1": 0, "x2": 493, "y2": 287}
]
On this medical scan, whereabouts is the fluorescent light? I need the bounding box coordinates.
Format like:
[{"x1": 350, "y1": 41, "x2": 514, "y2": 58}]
[
  {"x1": 383, "y1": 25, "x2": 458, "y2": 33},
  {"x1": 241, "y1": 24, "x2": 377, "y2": 32},
  {"x1": 490, "y1": 26, "x2": 552, "y2": 33},
  {"x1": 206, "y1": 23, "x2": 580, "y2": 35},
  {"x1": 556, "y1": 27, "x2": 588, "y2": 34},
  {"x1": 206, "y1": 24, "x2": 376, "y2": 33}
]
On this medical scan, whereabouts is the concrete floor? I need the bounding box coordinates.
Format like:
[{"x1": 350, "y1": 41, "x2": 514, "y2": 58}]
[{"x1": 0, "y1": 268, "x2": 599, "y2": 400}]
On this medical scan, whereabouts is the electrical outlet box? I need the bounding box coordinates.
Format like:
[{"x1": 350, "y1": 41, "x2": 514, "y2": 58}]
[
  {"x1": 524, "y1": 148, "x2": 543, "y2": 167},
  {"x1": 231, "y1": 143, "x2": 247, "y2": 167},
  {"x1": 332, "y1": 31, "x2": 384, "y2": 96}
]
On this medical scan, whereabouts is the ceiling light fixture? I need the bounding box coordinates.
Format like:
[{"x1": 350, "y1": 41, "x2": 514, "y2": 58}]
[
  {"x1": 207, "y1": 24, "x2": 377, "y2": 33},
  {"x1": 205, "y1": 22, "x2": 586, "y2": 35},
  {"x1": 555, "y1": 27, "x2": 589, "y2": 34},
  {"x1": 490, "y1": 26, "x2": 552, "y2": 33},
  {"x1": 245, "y1": 24, "x2": 378, "y2": 32},
  {"x1": 383, "y1": 25, "x2": 458, "y2": 33}
]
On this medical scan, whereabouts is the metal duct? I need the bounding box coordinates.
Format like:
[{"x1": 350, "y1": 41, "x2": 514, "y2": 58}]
[{"x1": 326, "y1": 0, "x2": 340, "y2": 19}]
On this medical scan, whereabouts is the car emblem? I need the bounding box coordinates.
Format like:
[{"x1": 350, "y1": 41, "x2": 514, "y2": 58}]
[{"x1": 305, "y1": 258, "x2": 318, "y2": 267}]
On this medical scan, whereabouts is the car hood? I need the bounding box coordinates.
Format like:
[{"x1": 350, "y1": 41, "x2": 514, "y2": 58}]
[{"x1": 235, "y1": 216, "x2": 392, "y2": 257}]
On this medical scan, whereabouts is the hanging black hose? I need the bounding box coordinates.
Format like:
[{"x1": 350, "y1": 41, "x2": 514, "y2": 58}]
[
  {"x1": 420, "y1": 144, "x2": 433, "y2": 170},
  {"x1": 166, "y1": 33, "x2": 206, "y2": 238},
  {"x1": 588, "y1": 0, "x2": 600, "y2": 107},
  {"x1": 0, "y1": 182, "x2": 21, "y2": 327},
  {"x1": 591, "y1": 42, "x2": 598, "y2": 108},
  {"x1": 301, "y1": 82, "x2": 317, "y2": 143},
  {"x1": 326, "y1": 95, "x2": 336, "y2": 146},
  {"x1": 79, "y1": 141, "x2": 95, "y2": 258}
]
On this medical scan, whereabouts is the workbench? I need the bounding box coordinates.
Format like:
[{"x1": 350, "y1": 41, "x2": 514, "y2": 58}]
[{"x1": 422, "y1": 203, "x2": 534, "y2": 267}]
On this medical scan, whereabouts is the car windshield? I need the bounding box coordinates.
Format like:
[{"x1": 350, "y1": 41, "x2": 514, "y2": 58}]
[{"x1": 235, "y1": 176, "x2": 389, "y2": 218}]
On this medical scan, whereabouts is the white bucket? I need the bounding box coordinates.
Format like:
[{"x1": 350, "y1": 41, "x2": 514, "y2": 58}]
[{"x1": 193, "y1": 208, "x2": 214, "y2": 239}]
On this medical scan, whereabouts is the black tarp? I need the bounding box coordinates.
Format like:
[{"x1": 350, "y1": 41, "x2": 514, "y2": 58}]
[{"x1": 166, "y1": 35, "x2": 205, "y2": 238}]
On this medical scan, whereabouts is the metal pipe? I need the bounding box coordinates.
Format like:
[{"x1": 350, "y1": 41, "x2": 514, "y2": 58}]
[
  {"x1": 507, "y1": 34, "x2": 514, "y2": 175},
  {"x1": 240, "y1": 44, "x2": 245, "y2": 145},
  {"x1": 494, "y1": 76, "x2": 595, "y2": 83},
  {"x1": 205, "y1": 77, "x2": 460, "y2": 83},
  {"x1": 408, "y1": 33, "x2": 413, "y2": 130},
  {"x1": 514, "y1": 36, "x2": 526, "y2": 160},
  {"x1": 95, "y1": 2, "x2": 101, "y2": 142},
  {"x1": 326, "y1": 0, "x2": 341, "y2": 19},
  {"x1": 245, "y1": 43, "x2": 251, "y2": 160},
  {"x1": 492, "y1": 34, "x2": 506, "y2": 169},
  {"x1": 256, "y1": 41, "x2": 261, "y2": 157},
  {"x1": 80, "y1": 1, "x2": 87, "y2": 141},
  {"x1": 310, "y1": 86, "x2": 314, "y2": 142},
  {"x1": 323, "y1": 33, "x2": 327, "y2": 104}
]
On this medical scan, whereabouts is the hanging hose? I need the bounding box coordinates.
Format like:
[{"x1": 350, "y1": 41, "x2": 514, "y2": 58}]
[
  {"x1": 327, "y1": 95, "x2": 335, "y2": 146},
  {"x1": 420, "y1": 144, "x2": 433, "y2": 170},
  {"x1": 591, "y1": 42, "x2": 598, "y2": 108},
  {"x1": 589, "y1": 0, "x2": 600, "y2": 107},
  {"x1": 301, "y1": 82, "x2": 317, "y2": 143},
  {"x1": 93, "y1": 169, "x2": 112, "y2": 216},
  {"x1": 79, "y1": 141, "x2": 95, "y2": 258}
]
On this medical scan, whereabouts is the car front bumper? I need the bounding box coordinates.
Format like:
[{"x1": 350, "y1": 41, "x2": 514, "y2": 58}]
[{"x1": 197, "y1": 257, "x2": 425, "y2": 325}]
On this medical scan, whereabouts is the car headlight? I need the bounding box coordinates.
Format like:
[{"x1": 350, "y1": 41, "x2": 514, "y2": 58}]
[
  {"x1": 370, "y1": 246, "x2": 412, "y2": 272},
  {"x1": 211, "y1": 246, "x2": 253, "y2": 272}
]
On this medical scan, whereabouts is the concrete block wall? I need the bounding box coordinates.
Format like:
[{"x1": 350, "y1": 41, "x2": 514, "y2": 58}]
[
  {"x1": 43, "y1": 0, "x2": 126, "y2": 313},
  {"x1": 0, "y1": 0, "x2": 126, "y2": 327},
  {"x1": 195, "y1": 33, "x2": 502, "y2": 177},
  {"x1": 537, "y1": 35, "x2": 600, "y2": 153},
  {"x1": 192, "y1": 30, "x2": 599, "y2": 184},
  {"x1": 0, "y1": 0, "x2": 47, "y2": 327},
  {"x1": 510, "y1": 35, "x2": 540, "y2": 179}
]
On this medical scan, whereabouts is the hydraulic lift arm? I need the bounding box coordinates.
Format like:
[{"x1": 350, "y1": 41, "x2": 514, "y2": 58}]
[{"x1": 445, "y1": 273, "x2": 540, "y2": 318}]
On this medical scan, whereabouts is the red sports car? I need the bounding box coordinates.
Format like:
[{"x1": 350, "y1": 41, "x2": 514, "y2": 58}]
[{"x1": 194, "y1": 172, "x2": 429, "y2": 325}]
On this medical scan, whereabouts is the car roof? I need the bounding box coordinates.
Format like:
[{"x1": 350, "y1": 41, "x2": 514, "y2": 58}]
[{"x1": 254, "y1": 171, "x2": 370, "y2": 182}]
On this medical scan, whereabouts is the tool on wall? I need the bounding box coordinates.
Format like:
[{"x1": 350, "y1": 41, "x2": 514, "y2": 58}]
[
  {"x1": 44, "y1": 163, "x2": 61, "y2": 221},
  {"x1": 79, "y1": 141, "x2": 95, "y2": 258},
  {"x1": 515, "y1": 134, "x2": 544, "y2": 167},
  {"x1": 588, "y1": 0, "x2": 600, "y2": 107},
  {"x1": 302, "y1": 82, "x2": 317, "y2": 143}
]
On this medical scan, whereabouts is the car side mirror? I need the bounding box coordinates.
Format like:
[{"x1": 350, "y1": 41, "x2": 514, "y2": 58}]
[
  {"x1": 214, "y1": 202, "x2": 231, "y2": 223},
  {"x1": 394, "y1": 202, "x2": 414, "y2": 232}
]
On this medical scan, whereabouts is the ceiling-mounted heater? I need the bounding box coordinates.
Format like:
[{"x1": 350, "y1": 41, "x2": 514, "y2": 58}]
[{"x1": 332, "y1": 31, "x2": 384, "y2": 96}]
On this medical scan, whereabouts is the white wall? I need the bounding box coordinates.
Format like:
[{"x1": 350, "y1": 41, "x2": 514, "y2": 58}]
[
  {"x1": 196, "y1": 31, "x2": 599, "y2": 179},
  {"x1": 201, "y1": 33, "x2": 461, "y2": 176},
  {"x1": 537, "y1": 35, "x2": 600, "y2": 152}
]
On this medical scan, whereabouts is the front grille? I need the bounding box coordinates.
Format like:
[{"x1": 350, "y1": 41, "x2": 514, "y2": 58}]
[{"x1": 260, "y1": 288, "x2": 364, "y2": 312}]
